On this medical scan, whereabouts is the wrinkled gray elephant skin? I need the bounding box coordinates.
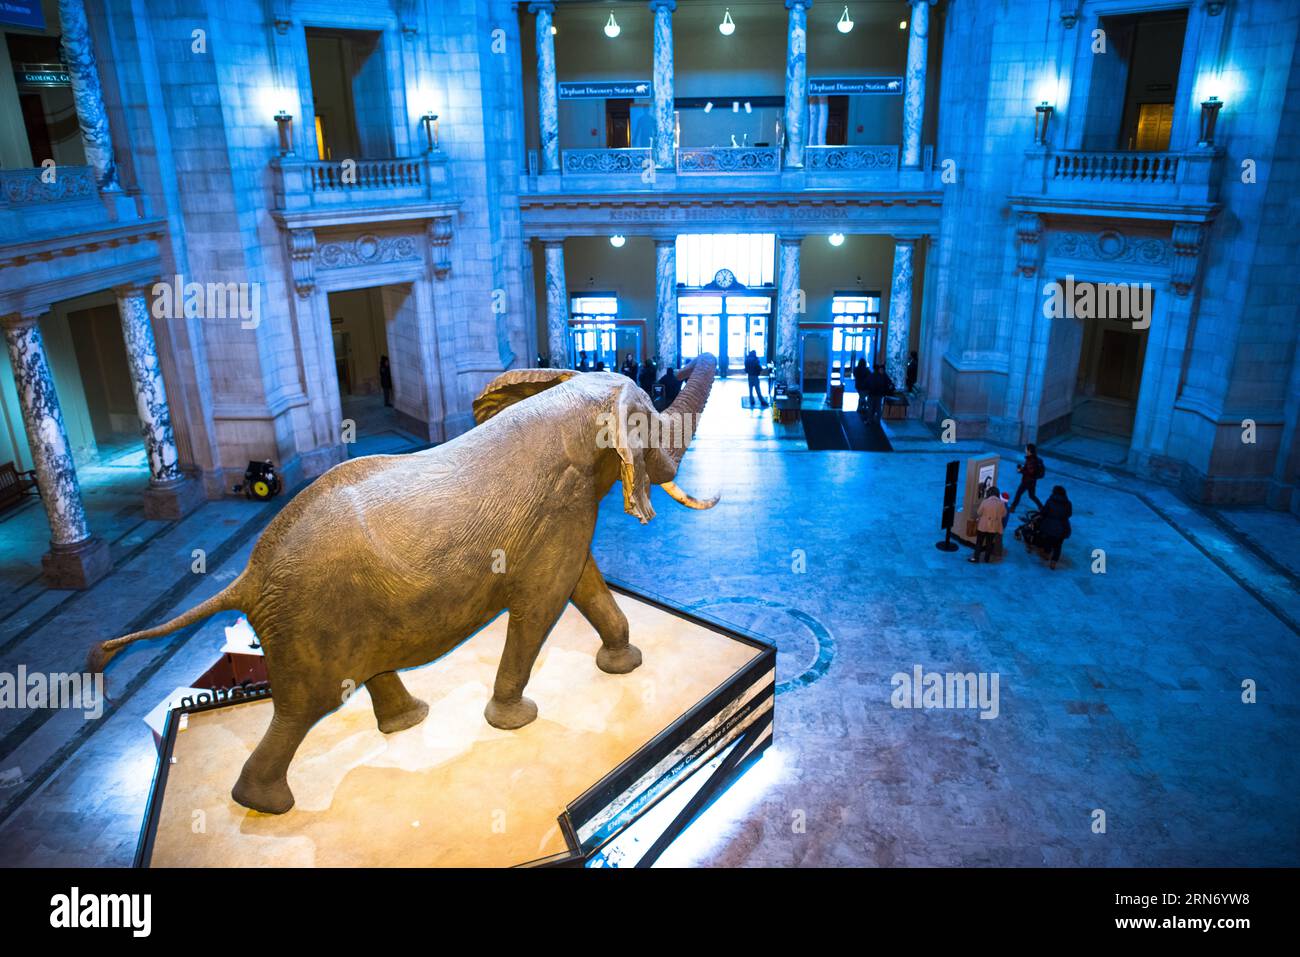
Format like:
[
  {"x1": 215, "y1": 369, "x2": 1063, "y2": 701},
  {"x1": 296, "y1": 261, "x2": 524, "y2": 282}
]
[{"x1": 87, "y1": 356, "x2": 718, "y2": 814}]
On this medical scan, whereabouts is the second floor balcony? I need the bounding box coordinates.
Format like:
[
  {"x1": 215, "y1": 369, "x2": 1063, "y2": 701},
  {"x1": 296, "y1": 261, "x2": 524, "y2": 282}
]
[
  {"x1": 529, "y1": 144, "x2": 937, "y2": 196},
  {"x1": 1016, "y1": 147, "x2": 1224, "y2": 218},
  {"x1": 271, "y1": 153, "x2": 453, "y2": 220}
]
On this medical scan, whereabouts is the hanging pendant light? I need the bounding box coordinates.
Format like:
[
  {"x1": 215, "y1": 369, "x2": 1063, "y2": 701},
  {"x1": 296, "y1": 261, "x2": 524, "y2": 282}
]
[
  {"x1": 604, "y1": 12, "x2": 620, "y2": 38},
  {"x1": 719, "y1": 8, "x2": 735, "y2": 36},
  {"x1": 610, "y1": 234, "x2": 626, "y2": 248},
  {"x1": 837, "y1": 6, "x2": 854, "y2": 34}
]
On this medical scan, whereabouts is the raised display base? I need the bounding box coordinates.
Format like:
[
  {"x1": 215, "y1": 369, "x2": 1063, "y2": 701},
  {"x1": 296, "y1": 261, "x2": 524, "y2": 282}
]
[{"x1": 136, "y1": 585, "x2": 774, "y2": 868}]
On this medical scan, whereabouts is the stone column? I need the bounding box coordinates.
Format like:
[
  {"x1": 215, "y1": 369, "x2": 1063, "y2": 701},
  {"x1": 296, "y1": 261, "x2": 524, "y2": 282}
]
[
  {"x1": 115, "y1": 284, "x2": 204, "y2": 520},
  {"x1": 650, "y1": 1, "x2": 676, "y2": 170},
  {"x1": 774, "y1": 236, "x2": 803, "y2": 388},
  {"x1": 886, "y1": 238, "x2": 917, "y2": 388},
  {"x1": 542, "y1": 240, "x2": 569, "y2": 367},
  {"x1": 902, "y1": 0, "x2": 935, "y2": 168},
  {"x1": 58, "y1": 0, "x2": 120, "y2": 191},
  {"x1": 529, "y1": 2, "x2": 560, "y2": 174},
  {"x1": 1, "y1": 312, "x2": 111, "y2": 588},
  {"x1": 655, "y1": 238, "x2": 678, "y2": 367},
  {"x1": 782, "y1": 0, "x2": 811, "y2": 169}
]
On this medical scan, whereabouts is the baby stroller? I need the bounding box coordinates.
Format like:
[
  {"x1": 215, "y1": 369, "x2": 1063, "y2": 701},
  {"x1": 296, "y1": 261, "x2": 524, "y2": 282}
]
[{"x1": 1013, "y1": 509, "x2": 1046, "y2": 553}]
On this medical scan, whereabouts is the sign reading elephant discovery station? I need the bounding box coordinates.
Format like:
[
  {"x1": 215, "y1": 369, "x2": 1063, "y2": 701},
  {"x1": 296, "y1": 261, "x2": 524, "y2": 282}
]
[
  {"x1": 808, "y1": 76, "x2": 903, "y2": 96},
  {"x1": 558, "y1": 80, "x2": 651, "y2": 99}
]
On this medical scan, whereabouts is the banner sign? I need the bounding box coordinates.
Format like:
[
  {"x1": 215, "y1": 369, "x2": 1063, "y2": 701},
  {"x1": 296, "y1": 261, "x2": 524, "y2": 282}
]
[
  {"x1": 0, "y1": 1, "x2": 45, "y2": 29},
  {"x1": 809, "y1": 76, "x2": 903, "y2": 96},
  {"x1": 559, "y1": 80, "x2": 651, "y2": 100},
  {"x1": 15, "y1": 64, "x2": 71, "y2": 87}
]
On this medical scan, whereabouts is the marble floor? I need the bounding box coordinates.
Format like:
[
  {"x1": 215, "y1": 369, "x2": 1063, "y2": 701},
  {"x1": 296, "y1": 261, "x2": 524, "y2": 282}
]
[{"x1": 0, "y1": 378, "x2": 1297, "y2": 867}]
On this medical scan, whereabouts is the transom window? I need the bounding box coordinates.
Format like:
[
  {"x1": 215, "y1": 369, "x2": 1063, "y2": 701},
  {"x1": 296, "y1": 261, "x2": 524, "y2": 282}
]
[{"x1": 676, "y1": 234, "x2": 776, "y2": 288}]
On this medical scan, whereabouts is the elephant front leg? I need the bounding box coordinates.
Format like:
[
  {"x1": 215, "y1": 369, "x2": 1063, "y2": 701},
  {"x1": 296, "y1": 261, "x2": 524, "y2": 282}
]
[
  {"x1": 367, "y1": 671, "x2": 429, "y2": 734},
  {"x1": 572, "y1": 554, "x2": 643, "y2": 675}
]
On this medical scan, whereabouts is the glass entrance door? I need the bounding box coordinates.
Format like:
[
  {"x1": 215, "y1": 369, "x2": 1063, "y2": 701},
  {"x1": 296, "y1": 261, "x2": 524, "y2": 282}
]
[
  {"x1": 832, "y1": 325, "x2": 879, "y2": 388},
  {"x1": 678, "y1": 295, "x2": 722, "y2": 363},
  {"x1": 724, "y1": 295, "x2": 771, "y2": 373}
]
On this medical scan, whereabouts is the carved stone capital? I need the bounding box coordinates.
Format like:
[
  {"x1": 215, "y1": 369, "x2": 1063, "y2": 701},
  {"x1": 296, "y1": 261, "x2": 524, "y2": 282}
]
[
  {"x1": 288, "y1": 228, "x2": 316, "y2": 298},
  {"x1": 1015, "y1": 213, "x2": 1044, "y2": 278},
  {"x1": 1058, "y1": 0, "x2": 1083, "y2": 28}
]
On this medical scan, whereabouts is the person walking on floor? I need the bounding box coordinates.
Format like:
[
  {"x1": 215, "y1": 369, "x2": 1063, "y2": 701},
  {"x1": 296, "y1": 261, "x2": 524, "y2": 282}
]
[
  {"x1": 865, "y1": 364, "x2": 894, "y2": 423},
  {"x1": 379, "y1": 355, "x2": 393, "y2": 407},
  {"x1": 852, "y1": 359, "x2": 870, "y2": 419},
  {"x1": 1036, "y1": 485, "x2": 1073, "y2": 570},
  {"x1": 638, "y1": 357, "x2": 658, "y2": 395},
  {"x1": 968, "y1": 486, "x2": 1007, "y2": 564},
  {"x1": 744, "y1": 350, "x2": 768, "y2": 408},
  {"x1": 1008, "y1": 443, "x2": 1045, "y2": 514}
]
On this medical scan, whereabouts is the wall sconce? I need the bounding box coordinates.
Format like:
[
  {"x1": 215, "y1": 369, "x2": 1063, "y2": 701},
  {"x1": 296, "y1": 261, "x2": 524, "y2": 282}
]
[
  {"x1": 274, "y1": 110, "x2": 294, "y2": 156},
  {"x1": 719, "y1": 8, "x2": 735, "y2": 36},
  {"x1": 829, "y1": 233, "x2": 845, "y2": 247},
  {"x1": 837, "y1": 6, "x2": 854, "y2": 34},
  {"x1": 604, "y1": 12, "x2": 620, "y2": 38},
  {"x1": 899, "y1": 20, "x2": 908, "y2": 30},
  {"x1": 609, "y1": 234, "x2": 626, "y2": 248},
  {"x1": 421, "y1": 111, "x2": 440, "y2": 152},
  {"x1": 1033, "y1": 101, "x2": 1054, "y2": 146},
  {"x1": 1198, "y1": 96, "x2": 1223, "y2": 148}
]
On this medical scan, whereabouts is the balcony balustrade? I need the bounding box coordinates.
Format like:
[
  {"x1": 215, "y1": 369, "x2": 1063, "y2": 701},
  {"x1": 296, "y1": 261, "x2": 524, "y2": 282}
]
[
  {"x1": 0, "y1": 165, "x2": 146, "y2": 245},
  {"x1": 272, "y1": 153, "x2": 451, "y2": 213},
  {"x1": 805, "y1": 145, "x2": 900, "y2": 171},
  {"x1": 1020, "y1": 147, "x2": 1223, "y2": 212},
  {"x1": 676, "y1": 146, "x2": 781, "y2": 174},
  {"x1": 562, "y1": 148, "x2": 651, "y2": 175}
]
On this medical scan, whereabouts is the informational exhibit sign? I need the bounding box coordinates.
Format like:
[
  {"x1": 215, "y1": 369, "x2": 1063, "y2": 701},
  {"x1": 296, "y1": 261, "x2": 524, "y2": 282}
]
[
  {"x1": 558, "y1": 80, "x2": 651, "y2": 100},
  {"x1": 14, "y1": 64, "x2": 71, "y2": 87},
  {"x1": 954, "y1": 454, "x2": 1000, "y2": 543},
  {"x1": 808, "y1": 76, "x2": 904, "y2": 96},
  {"x1": 0, "y1": 1, "x2": 44, "y2": 29}
]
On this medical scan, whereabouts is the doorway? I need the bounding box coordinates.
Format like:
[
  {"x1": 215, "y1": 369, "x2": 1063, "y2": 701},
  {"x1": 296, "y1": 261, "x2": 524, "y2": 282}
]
[
  {"x1": 1082, "y1": 10, "x2": 1187, "y2": 152},
  {"x1": 305, "y1": 28, "x2": 393, "y2": 160},
  {"x1": 326, "y1": 287, "x2": 399, "y2": 447},
  {"x1": 679, "y1": 293, "x2": 771, "y2": 374}
]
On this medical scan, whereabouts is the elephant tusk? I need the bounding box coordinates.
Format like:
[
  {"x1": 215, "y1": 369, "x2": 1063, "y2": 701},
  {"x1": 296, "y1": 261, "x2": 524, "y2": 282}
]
[{"x1": 660, "y1": 481, "x2": 719, "y2": 510}]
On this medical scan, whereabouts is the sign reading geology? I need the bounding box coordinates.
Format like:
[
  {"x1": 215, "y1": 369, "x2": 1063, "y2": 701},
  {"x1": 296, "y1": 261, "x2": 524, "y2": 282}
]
[
  {"x1": 558, "y1": 80, "x2": 651, "y2": 100},
  {"x1": 808, "y1": 76, "x2": 903, "y2": 96}
]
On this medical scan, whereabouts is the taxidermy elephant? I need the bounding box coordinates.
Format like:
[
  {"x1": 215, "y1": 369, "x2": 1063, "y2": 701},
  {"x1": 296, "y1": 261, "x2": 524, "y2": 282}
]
[{"x1": 87, "y1": 354, "x2": 719, "y2": 814}]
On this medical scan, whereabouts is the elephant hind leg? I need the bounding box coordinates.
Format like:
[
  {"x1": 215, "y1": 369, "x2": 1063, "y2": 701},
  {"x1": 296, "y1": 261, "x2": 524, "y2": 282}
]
[
  {"x1": 367, "y1": 671, "x2": 428, "y2": 734},
  {"x1": 484, "y1": 598, "x2": 570, "y2": 730},
  {"x1": 232, "y1": 708, "x2": 316, "y2": 814},
  {"x1": 572, "y1": 554, "x2": 642, "y2": 675}
]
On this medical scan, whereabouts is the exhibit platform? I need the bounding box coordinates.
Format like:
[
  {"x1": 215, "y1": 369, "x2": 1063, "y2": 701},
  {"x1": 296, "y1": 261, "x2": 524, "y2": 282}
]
[{"x1": 135, "y1": 584, "x2": 774, "y2": 868}]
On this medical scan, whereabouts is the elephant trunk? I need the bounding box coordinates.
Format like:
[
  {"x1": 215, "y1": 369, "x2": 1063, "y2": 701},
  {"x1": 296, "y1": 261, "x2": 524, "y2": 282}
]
[{"x1": 647, "y1": 353, "x2": 716, "y2": 483}]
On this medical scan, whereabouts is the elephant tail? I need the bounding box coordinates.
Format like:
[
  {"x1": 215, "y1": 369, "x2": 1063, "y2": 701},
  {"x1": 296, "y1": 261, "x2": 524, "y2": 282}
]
[{"x1": 86, "y1": 570, "x2": 254, "y2": 675}]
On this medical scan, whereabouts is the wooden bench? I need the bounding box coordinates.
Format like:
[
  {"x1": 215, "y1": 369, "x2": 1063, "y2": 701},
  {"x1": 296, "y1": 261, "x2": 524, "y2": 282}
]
[{"x1": 0, "y1": 461, "x2": 39, "y2": 513}]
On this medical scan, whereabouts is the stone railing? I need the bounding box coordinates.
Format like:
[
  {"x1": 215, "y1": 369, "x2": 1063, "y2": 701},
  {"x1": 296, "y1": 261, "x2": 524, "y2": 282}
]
[
  {"x1": 676, "y1": 146, "x2": 781, "y2": 174},
  {"x1": 562, "y1": 148, "x2": 651, "y2": 175},
  {"x1": 1021, "y1": 147, "x2": 1223, "y2": 210},
  {"x1": 306, "y1": 157, "x2": 425, "y2": 191},
  {"x1": 0, "y1": 166, "x2": 98, "y2": 206},
  {"x1": 805, "y1": 145, "x2": 900, "y2": 171},
  {"x1": 273, "y1": 153, "x2": 451, "y2": 211},
  {"x1": 1051, "y1": 150, "x2": 1179, "y2": 185}
]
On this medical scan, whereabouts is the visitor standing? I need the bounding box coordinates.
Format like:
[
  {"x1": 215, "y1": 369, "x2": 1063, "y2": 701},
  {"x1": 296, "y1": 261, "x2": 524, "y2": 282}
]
[
  {"x1": 1036, "y1": 485, "x2": 1073, "y2": 570},
  {"x1": 968, "y1": 486, "x2": 1007, "y2": 564},
  {"x1": 639, "y1": 357, "x2": 658, "y2": 395},
  {"x1": 852, "y1": 359, "x2": 869, "y2": 418},
  {"x1": 1008, "y1": 443, "x2": 1045, "y2": 514},
  {"x1": 744, "y1": 350, "x2": 768, "y2": 408},
  {"x1": 657, "y1": 364, "x2": 682, "y2": 410},
  {"x1": 577, "y1": 351, "x2": 590, "y2": 372},
  {"x1": 379, "y1": 355, "x2": 393, "y2": 407}
]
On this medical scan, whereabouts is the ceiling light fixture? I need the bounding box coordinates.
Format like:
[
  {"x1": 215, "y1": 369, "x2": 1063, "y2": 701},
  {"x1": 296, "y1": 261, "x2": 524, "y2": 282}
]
[
  {"x1": 719, "y1": 8, "x2": 735, "y2": 36},
  {"x1": 610, "y1": 234, "x2": 626, "y2": 248},
  {"x1": 703, "y1": 101, "x2": 714, "y2": 113},
  {"x1": 604, "y1": 12, "x2": 620, "y2": 38},
  {"x1": 829, "y1": 233, "x2": 845, "y2": 247},
  {"x1": 732, "y1": 101, "x2": 740, "y2": 113},
  {"x1": 899, "y1": 20, "x2": 908, "y2": 30},
  {"x1": 744, "y1": 101, "x2": 752, "y2": 114},
  {"x1": 838, "y1": 6, "x2": 854, "y2": 33}
]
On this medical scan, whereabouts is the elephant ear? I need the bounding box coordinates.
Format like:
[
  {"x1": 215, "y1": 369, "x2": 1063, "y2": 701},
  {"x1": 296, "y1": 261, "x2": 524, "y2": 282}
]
[
  {"x1": 610, "y1": 381, "x2": 655, "y2": 525},
  {"x1": 472, "y1": 369, "x2": 579, "y2": 424}
]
